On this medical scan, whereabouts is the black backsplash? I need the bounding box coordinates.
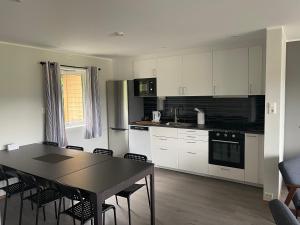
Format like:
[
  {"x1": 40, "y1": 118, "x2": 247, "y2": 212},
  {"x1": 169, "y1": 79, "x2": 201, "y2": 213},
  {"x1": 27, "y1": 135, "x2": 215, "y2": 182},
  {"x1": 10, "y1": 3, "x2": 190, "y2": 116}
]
[{"x1": 144, "y1": 96, "x2": 265, "y2": 127}]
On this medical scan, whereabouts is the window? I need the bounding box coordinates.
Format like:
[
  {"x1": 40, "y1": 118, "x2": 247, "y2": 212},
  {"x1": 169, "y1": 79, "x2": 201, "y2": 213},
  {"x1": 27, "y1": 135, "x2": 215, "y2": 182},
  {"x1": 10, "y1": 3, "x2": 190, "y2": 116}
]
[{"x1": 61, "y1": 68, "x2": 86, "y2": 128}]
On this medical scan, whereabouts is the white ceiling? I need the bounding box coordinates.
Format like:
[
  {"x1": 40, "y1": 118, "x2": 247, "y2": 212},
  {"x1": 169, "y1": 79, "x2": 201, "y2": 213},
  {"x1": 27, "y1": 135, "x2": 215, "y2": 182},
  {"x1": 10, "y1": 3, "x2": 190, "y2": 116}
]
[{"x1": 1, "y1": 0, "x2": 300, "y2": 56}]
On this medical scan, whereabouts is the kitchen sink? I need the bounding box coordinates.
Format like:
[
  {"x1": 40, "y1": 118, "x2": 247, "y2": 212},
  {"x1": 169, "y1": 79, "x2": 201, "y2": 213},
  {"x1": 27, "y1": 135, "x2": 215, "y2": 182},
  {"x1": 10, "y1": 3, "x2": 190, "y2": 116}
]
[{"x1": 164, "y1": 122, "x2": 196, "y2": 128}]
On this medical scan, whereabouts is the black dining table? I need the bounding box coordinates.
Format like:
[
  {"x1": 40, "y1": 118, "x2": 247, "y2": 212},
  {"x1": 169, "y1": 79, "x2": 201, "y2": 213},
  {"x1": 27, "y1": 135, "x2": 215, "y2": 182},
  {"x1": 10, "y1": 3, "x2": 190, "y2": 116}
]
[{"x1": 0, "y1": 143, "x2": 155, "y2": 225}]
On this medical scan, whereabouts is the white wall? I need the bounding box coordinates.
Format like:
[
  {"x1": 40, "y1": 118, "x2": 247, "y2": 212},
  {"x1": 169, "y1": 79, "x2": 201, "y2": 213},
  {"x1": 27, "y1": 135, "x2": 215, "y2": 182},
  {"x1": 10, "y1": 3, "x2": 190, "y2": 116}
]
[
  {"x1": 284, "y1": 41, "x2": 300, "y2": 159},
  {"x1": 0, "y1": 42, "x2": 113, "y2": 152},
  {"x1": 112, "y1": 57, "x2": 134, "y2": 80},
  {"x1": 263, "y1": 27, "x2": 286, "y2": 200}
]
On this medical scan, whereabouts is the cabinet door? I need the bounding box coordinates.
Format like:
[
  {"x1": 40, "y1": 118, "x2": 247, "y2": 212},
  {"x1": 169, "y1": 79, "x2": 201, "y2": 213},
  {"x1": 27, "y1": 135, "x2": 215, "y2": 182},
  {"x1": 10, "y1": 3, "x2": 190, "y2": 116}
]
[
  {"x1": 249, "y1": 46, "x2": 264, "y2": 95},
  {"x1": 181, "y1": 53, "x2": 212, "y2": 96},
  {"x1": 157, "y1": 56, "x2": 182, "y2": 96},
  {"x1": 245, "y1": 133, "x2": 259, "y2": 183},
  {"x1": 133, "y1": 59, "x2": 157, "y2": 78},
  {"x1": 258, "y1": 135, "x2": 264, "y2": 185},
  {"x1": 178, "y1": 140, "x2": 208, "y2": 174},
  {"x1": 213, "y1": 48, "x2": 249, "y2": 96}
]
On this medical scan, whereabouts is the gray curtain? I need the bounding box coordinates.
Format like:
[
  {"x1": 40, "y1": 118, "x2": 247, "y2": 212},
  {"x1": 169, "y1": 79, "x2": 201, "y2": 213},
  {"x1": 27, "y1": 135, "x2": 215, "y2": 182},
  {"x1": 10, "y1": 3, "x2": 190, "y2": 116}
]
[
  {"x1": 83, "y1": 67, "x2": 102, "y2": 139},
  {"x1": 43, "y1": 62, "x2": 68, "y2": 147}
]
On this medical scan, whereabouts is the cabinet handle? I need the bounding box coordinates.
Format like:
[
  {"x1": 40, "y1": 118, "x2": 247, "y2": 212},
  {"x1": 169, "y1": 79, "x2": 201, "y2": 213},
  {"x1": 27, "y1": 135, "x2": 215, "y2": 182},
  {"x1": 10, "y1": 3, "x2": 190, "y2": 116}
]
[
  {"x1": 159, "y1": 138, "x2": 168, "y2": 141},
  {"x1": 187, "y1": 152, "x2": 196, "y2": 155},
  {"x1": 246, "y1": 135, "x2": 257, "y2": 138},
  {"x1": 186, "y1": 130, "x2": 196, "y2": 133},
  {"x1": 160, "y1": 148, "x2": 168, "y2": 151},
  {"x1": 220, "y1": 167, "x2": 230, "y2": 171},
  {"x1": 186, "y1": 141, "x2": 196, "y2": 144},
  {"x1": 186, "y1": 136, "x2": 196, "y2": 139}
]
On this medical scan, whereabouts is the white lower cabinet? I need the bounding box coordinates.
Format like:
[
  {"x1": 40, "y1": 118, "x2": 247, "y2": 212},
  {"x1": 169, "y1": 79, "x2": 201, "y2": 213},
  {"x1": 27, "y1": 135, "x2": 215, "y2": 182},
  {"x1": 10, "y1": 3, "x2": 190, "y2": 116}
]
[
  {"x1": 208, "y1": 164, "x2": 245, "y2": 182},
  {"x1": 178, "y1": 139, "x2": 208, "y2": 174},
  {"x1": 152, "y1": 136, "x2": 178, "y2": 169},
  {"x1": 152, "y1": 145, "x2": 178, "y2": 169},
  {"x1": 150, "y1": 126, "x2": 264, "y2": 186},
  {"x1": 245, "y1": 133, "x2": 264, "y2": 184}
]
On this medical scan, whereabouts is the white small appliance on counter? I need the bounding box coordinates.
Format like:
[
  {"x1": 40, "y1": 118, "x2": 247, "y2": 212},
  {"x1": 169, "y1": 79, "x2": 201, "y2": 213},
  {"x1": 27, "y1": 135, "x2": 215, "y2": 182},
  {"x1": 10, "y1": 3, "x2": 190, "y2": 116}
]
[
  {"x1": 152, "y1": 111, "x2": 161, "y2": 123},
  {"x1": 194, "y1": 108, "x2": 205, "y2": 125}
]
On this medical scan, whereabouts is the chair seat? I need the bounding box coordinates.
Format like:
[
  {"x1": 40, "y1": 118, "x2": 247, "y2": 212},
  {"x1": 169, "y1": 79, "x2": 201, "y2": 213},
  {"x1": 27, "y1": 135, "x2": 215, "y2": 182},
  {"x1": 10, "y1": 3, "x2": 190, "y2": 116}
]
[
  {"x1": 64, "y1": 200, "x2": 114, "y2": 223},
  {"x1": 116, "y1": 183, "x2": 145, "y2": 198},
  {"x1": 2, "y1": 182, "x2": 33, "y2": 197},
  {"x1": 25, "y1": 188, "x2": 60, "y2": 206}
]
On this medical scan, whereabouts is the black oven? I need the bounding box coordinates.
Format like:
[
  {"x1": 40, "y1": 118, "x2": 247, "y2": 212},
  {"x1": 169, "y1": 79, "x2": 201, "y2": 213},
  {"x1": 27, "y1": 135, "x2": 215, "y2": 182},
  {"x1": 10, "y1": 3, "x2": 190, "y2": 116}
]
[
  {"x1": 134, "y1": 78, "x2": 156, "y2": 97},
  {"x1": 209, "y1": 131, "x2": 245, "y2": 169}
]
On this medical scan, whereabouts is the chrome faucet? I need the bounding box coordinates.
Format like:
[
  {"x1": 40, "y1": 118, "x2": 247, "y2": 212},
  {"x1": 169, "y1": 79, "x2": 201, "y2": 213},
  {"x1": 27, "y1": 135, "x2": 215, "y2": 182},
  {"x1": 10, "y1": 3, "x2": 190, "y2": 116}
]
[{"x1": 171, "y1": 108, "x2": 179, "y2": 123}]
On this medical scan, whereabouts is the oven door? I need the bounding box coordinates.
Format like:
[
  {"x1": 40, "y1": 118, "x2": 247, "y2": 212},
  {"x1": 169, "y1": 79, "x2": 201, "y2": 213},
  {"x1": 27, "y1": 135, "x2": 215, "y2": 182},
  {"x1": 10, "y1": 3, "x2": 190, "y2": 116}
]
[{"x1": 209, "y1": 139, "x2": 245, "y2": 169}]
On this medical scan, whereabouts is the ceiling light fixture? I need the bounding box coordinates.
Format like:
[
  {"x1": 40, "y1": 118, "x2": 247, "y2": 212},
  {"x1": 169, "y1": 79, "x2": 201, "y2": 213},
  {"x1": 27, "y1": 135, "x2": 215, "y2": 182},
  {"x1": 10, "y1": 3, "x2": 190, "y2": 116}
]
[{"x1": 112, "y1": 32, "x2": 125, "y2": 37}]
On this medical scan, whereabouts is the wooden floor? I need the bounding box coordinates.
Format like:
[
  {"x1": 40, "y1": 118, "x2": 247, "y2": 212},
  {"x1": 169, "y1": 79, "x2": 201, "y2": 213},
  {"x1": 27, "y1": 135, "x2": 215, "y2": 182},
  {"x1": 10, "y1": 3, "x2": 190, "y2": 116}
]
[{"x1": 0, "y1": 168, "x2": 274, "y2": 225}]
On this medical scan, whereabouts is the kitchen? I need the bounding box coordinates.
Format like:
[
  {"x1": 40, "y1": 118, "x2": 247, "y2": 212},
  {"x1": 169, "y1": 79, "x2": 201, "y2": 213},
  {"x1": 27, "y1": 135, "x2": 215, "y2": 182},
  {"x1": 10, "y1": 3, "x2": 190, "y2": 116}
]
[{"x1": 108, "y1": 45, "x2": 265, "y2": 188}]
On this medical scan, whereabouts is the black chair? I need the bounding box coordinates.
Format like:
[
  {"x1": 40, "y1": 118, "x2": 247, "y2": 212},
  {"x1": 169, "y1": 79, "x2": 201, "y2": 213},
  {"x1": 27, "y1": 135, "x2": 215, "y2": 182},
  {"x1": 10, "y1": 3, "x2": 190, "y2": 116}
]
[
  {"x1": 66, "y1": 145, "x2": 84, "y2": 151},
  {"x1": 43, "y1": 141, "x2": 59, "y2": 147},
  {"x1": 56, "y1": 183, "x2": 117, "y2": 225},
  {"x1": 269, "y1": 199, "x2": 300, "y2": 225},
  {"x1": 115, "y1": 153, "x2": 150, "y2": 225},
  {"x1": 279, "y1": 156, "x2": 300, "y2": 217},
  {"x1": 0, "y1": 166, "x2": 34, "y2": 225},
  {"x1": 93, "y1": 148, "x2": 113, "y2": 156},
  {"x1": 17, "y1": 171, "x2": 61, "y2": 225}
]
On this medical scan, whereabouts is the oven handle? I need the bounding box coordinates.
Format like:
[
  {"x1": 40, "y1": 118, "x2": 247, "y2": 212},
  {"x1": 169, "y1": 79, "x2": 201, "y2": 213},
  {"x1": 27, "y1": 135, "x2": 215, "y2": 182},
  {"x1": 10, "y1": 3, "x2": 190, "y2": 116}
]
[{"x1": 211, "y1": 139, "x2": 240, "y2": 144}]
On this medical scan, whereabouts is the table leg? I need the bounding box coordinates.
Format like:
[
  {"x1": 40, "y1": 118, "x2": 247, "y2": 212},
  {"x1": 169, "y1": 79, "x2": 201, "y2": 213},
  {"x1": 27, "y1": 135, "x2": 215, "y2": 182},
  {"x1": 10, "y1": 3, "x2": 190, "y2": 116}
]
[
  {"x1": 150, "y1": 172, "x2": 155, "y2": 225},
  {"x1": 92, "y1": 193, "x2": 102, "y2": 225}
]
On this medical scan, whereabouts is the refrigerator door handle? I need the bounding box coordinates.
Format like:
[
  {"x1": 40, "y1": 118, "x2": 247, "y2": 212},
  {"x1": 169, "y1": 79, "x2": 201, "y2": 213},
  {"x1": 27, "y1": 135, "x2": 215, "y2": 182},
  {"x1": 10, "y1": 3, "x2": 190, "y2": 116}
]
[{"x1": 110, "y1": 127, "x2": 128, "y2": 131}]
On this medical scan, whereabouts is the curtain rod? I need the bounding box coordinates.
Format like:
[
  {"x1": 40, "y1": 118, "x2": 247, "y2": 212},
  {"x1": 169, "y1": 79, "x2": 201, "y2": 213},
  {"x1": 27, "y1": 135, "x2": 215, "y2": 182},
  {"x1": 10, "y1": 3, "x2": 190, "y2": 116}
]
[{"x1": 40, "y1": 62, "x2": 101, "y2": 71}]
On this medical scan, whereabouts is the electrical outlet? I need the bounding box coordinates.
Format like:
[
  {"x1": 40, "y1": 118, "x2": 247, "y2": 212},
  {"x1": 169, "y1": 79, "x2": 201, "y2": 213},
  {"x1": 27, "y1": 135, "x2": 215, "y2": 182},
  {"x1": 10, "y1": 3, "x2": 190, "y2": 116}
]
[{"x1": 264, "y1": 192, "x2": 274, "y2": 201}]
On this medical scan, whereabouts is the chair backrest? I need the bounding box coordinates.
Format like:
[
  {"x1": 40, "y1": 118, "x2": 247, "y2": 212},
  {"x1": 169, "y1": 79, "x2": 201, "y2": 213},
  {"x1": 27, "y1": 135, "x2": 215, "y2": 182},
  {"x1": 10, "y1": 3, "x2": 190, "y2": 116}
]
[
  {"x1": 17, "y1": 171, "x2": 38, "y2": 188},
  {"x1": 124, "y1": 153, "x2": 147, "y2": 162},
  {"x1": 66, "y1": 145, "x2": 84, "y2": 151},
  {"x1": 43, "y1": 141, "x2": 59, "y2": 147},
  {"x1": 0, "y1": 165, "x2": 8, "y2": 183},
  {"x1": 269, "y1": 199, "x2": 299, "y2": 225},
  {"x1": 56, "y1": 182, "x2": 84, "y2": 202},
  {"x1": 93, "y1": 148, "x2": 113, "y2": 156}
]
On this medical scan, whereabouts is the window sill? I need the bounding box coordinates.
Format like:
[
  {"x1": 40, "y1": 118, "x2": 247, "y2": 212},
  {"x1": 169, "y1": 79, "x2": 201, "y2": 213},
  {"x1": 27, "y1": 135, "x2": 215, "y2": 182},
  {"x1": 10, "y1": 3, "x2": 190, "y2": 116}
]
[{"x1": 65, "y1": 124, "x2": 85, "y2": 130}]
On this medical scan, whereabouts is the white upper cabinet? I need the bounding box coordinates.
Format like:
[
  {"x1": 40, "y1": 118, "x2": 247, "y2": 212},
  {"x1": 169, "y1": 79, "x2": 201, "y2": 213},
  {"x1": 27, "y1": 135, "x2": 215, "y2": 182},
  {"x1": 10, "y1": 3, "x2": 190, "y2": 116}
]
[
  {"x1": 133, "y1": 59, "x2": 157, "y2": 78},
  {"x1": 157, "y1": 56, "x2": 182, "y2": 96},
  {"x1": 181, "y1": 53, "x2": 213, "y2": 96},
  {"x1": 213, "y1": 48, "x2": 249, "y2": 96},
  {"x1": 249, "y1": 46, "x2": 264, "y2": 95}
]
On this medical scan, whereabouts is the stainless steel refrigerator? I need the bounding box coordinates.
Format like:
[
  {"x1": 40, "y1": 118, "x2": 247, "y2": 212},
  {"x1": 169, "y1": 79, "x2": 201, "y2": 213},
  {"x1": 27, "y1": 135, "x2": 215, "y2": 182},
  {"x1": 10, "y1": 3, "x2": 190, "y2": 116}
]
[{"x1": 106, "y1": 80, "x2": 144, "y2": 156}]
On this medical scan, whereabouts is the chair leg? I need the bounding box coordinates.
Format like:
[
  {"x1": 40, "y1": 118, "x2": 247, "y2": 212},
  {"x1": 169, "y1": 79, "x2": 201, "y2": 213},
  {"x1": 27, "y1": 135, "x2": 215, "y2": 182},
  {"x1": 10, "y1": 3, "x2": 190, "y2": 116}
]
[
  {"x1": 2, "y1": 193, "x2": 8, "y2": 225},
  {"x1": 145, "y1": 177, "x2": 151, "y2": 207},
  {"x1": 30, "y1": 190, "x2": 34, "y2": 210},
  {"x1": 103, "y1": 212, "x2": 105, "y2": 225},
  {"x1": 54, "y1": 201, "x2": 58, "y2": 219},
  {"x1": 19, "y1": 191, "x2": 24, "y2": 225},
  {"x1": 35, "y1": 205, "x2": 40, "y2": 225},
  {"x1": 43, "y1": 206, "x2": 46, "y2": 221},
  {"x1": 127, "y1": 197, "x2": 131, "y2": 225},
  {"x1": 57, "y1": 198, "x2": 62, "y2": 225},
  {"x1": 115, "y1": 196, "x2": 119, "y2": 205},
  {"x1": 72, "y1": 200, "x2": 76, "y2": 225},
  {"x1": 113, "y1": 207, "x2": 117, "y2": 225},
  {"x1": 63, "y1": 198, "x2": 66, "y2": 211}
]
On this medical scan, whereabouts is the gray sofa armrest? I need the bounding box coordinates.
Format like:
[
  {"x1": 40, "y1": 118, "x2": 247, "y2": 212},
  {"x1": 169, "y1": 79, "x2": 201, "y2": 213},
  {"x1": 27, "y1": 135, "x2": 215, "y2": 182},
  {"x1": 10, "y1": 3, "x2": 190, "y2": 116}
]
[{"x1": 269, "y1": 199, "x2": 299, "y2": 225}]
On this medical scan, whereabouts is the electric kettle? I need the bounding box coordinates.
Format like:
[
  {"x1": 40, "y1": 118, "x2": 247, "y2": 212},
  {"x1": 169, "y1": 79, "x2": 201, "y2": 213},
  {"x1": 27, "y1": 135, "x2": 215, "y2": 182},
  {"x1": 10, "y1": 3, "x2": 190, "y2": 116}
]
[{"x1": 152, "y1": 111, "x2": 161, "y2": 123}]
